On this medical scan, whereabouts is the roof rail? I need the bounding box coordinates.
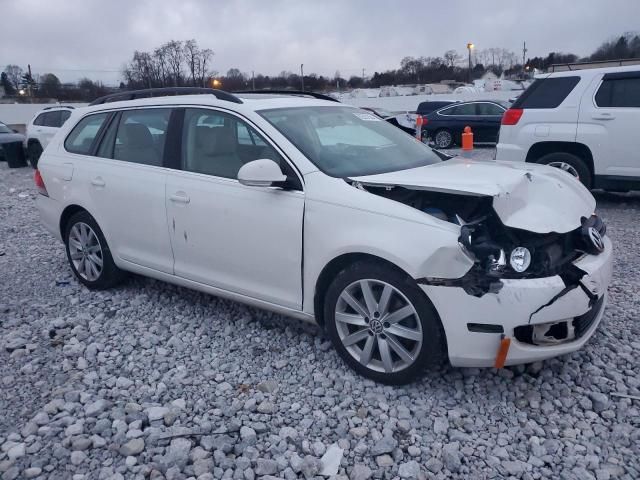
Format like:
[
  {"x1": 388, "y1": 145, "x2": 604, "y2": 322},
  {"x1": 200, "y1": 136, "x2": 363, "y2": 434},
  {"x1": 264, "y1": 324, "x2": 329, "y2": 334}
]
[
  {"x1": 550, "y1": 57, "x2": 640, "y2": 72},
  {"x1": 42, "y1": 105, "x2": 75, "y2": 110},
  {"x1": 88, "y1": 87, "x2": 243, "y2": 106},
  {"x1": 233, "y1": 90, "x2": 340, "y2": 103}
]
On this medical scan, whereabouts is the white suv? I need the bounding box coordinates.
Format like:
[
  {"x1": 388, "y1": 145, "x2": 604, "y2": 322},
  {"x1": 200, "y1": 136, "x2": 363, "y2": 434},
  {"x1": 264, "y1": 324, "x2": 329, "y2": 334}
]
[
  {"x1": 25, "y1": 106, "x2": 74, "y2": 167},
  {"x1": 496, "y1": 65, "x2": 640, "y2": 190},
  {"x1": 35, "y1": 88, "x2": 612, "y2": 383}
]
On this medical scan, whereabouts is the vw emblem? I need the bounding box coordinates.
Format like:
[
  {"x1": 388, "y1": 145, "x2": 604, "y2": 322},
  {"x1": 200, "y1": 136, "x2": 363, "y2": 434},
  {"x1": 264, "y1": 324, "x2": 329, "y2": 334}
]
[{"x1": 588, "y1": 227, "x2": 604, "y2": 252}]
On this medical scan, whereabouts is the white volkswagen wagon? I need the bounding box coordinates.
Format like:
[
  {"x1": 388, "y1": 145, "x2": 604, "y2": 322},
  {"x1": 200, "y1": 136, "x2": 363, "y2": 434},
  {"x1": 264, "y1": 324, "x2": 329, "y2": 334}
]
[{"x1": 36, "y1": 88, "x2": 613, "y2": 384}]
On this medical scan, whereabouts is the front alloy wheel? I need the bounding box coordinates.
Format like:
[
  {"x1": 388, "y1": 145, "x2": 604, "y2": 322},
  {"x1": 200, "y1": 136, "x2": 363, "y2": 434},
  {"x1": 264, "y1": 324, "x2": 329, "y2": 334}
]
[
  {"x1": 324, "y1": 262, "x2": 445, "y2": 384},
  {"x1": 335, "y1": 279, "x2": 422, "y2": 374}
]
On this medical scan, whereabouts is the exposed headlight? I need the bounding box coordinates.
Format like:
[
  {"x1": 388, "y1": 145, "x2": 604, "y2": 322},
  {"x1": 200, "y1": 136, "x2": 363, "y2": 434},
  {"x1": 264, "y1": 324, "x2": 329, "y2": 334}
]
[{"x1": 510, "y1": 247, "x2": 531, "y2": 273}]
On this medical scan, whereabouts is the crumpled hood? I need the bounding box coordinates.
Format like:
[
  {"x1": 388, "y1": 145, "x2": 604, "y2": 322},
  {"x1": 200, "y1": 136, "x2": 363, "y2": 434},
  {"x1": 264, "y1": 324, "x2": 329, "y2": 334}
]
[{"x1": 350, "y1": 157, "x2": 596, "y2": 234}]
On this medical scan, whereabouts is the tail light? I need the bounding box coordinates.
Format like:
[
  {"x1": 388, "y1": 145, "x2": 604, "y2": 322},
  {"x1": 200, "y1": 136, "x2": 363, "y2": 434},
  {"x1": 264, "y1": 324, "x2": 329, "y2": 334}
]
[
  {"x1": 34, "y1": 169, "x2": 48, "y2": 197},
  {"x1": 421, "y1": 115, "x2": 429, "y2": 125},
  {"x1": 501, "y1": 108, "x2": 523, "y2": 125}
]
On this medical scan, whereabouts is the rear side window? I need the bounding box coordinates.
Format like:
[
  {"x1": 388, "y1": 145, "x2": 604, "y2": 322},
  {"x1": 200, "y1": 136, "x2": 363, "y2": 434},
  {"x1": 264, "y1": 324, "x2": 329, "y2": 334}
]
[
  {"x1": 595, "y1": 74, "x2": 640, "y2": 107},
  {"x1": 476, "y1": 103, "x2": 505, "y2": 115},
  {"x1": 64, "y1": 113, "x2": 109, "y2": 155},
  {"x1": 512, "y1": 76, "x2": 580, "y2": 109},
  {"x1": 60, "y1": 110, "x2": 72, "y2": 124},
  {"x1": 44, "y1": 111, "x2": 62, "y2": 127},
  {"x1": 110, "y1": 109, "x2": 171, "y2": 166}
]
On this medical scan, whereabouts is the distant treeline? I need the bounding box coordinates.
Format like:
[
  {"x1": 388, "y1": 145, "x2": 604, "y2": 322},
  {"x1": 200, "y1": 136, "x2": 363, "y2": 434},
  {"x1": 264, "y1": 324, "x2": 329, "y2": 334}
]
[{"x1": 2, "y1": 32, "x2": 639, "y2": 102}]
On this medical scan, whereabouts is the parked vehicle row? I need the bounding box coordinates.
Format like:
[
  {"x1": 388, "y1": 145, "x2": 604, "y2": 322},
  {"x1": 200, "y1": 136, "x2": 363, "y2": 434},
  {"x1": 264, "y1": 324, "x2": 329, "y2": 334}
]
[
  {"x1": 420, "y1": 100, "x2": 509, "y2": 148},
  {"x1": 35, "y1": 88, "x2": 612, "y2": 384}
]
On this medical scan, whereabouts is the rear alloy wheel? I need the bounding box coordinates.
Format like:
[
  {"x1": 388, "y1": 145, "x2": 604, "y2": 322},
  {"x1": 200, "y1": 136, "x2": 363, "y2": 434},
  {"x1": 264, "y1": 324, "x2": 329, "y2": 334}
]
[
  {"x1": 324, "y1": 262, "x2": 445, "y2": 384},
  {"x1": 27, "y1": 142, "x2": 43, "y2": 169},
  {"x1": 537, "y1": 152, "x2": 591, "y2": 189},
  {"x1": 434, "y1": 129, "x2": 453, "y2": 149},
  {"x1": 64, "y1": 211, "x2": 125, "y2": 289}
]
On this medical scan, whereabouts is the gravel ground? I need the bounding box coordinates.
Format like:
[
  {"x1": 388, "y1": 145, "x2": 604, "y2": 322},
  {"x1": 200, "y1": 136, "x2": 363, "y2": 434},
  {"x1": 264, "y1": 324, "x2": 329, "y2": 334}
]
[{"x1": 0, "y1": 156, "x2": 639, "y2": 480}]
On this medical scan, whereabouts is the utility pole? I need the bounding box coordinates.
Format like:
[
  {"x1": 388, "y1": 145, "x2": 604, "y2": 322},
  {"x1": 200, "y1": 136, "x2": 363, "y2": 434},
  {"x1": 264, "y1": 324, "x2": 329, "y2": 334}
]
[
  {"x1": 362, "y1": 68, "x2": 365, "y2": 81},
  {"x1": 466, "y1": 43, "x2": 474, "y2": 84},
  {"x1": 252, "y1": 71, "x2": 255, "y2": 90},
  {"x1": 27, "y1": 64, "x2": 33, "y2": 97},
  {"x1": 522, "y1": 41, "x2": 528, "y2": 75},
  {"x1": 300, "y1": 64, "x2": 304, "y2": 91}
]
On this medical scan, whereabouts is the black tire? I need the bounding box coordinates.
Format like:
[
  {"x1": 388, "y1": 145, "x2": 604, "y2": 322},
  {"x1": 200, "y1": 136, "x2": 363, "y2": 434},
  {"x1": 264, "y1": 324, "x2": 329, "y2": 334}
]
[
  {"x1": 433, "y1": 129, "x2": 454, "y2": 149},
  {"x1": 5, "y1": 142, "x2": 27, "y2": 168},
  {"x1": 63, "y1": 210, "x2": 125, "y2": 290},
  {"x1": 27, "y1": 142, "x2": 43, "y2": 169},
  {"x1": 536, "y1": 152, "x2": 592, "y2": 189},
  {"x1": 323, "y1": 261, "x2": 446, "y2": 385}
]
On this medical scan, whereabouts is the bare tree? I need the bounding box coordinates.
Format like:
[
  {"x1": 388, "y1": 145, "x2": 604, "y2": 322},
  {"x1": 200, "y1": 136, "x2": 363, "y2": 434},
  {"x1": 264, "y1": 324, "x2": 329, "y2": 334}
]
[
  {"x1": 4, "y1": 65, "x2": 23, "y2": 89},
  {"x1": 164, "y1": 40, "x2": 185, "y2": 86},
  {"x1": 184, "y1": 39, "x2": 200, "y2": 86},
  {"x1": 443, "y1": 50, "x2": 461, "y2": 67},
  {"x1": 197, "y1": 48, "x2": 214, "y2": 87}
]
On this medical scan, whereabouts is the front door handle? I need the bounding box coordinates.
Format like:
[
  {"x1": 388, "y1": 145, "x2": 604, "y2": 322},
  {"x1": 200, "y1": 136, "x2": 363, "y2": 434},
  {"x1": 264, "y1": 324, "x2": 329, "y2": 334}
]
[
  {"x1": 169, "y1": 193, "x2": 190, "y2": 204},
  {"x1": 592, "y1": 113, "x2": 615, "y2": 120},
  {"x1": 91, "y1": 177, "x2": 106, "y2": 187}
]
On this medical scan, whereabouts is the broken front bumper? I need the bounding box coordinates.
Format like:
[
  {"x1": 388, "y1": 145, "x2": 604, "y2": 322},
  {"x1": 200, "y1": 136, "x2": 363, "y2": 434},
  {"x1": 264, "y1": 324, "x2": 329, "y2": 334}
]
[{"x1": 421, "y1": 236, "x2": 613, "y2": 367}]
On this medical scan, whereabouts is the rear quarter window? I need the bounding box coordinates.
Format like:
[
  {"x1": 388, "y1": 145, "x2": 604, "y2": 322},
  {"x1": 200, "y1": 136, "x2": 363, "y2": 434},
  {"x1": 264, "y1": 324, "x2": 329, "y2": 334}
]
[
  {"x1": 512, "y1": 76, "x2": 580, "y2": 109},
  {"x1": 64, "y1": 113, "x2": 109, "y2": 155}
]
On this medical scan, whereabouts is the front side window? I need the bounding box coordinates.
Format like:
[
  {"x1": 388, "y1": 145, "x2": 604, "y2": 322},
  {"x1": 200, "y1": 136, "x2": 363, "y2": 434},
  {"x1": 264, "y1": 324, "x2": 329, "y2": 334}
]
[
  {"x1": 64, "y1": 113, "x2": 109, "y2": 155},
  {"x1": 441, "y1": 103, "x2": 475, "y2": 116},
  {"x1": 260, "y1": 106, "x2": 441, "y2": 177},
  {"x1": 181, "y1": 108, "x2": 286, "y2": 180},
  {"x1": 111, "y1": 109, "x2": 171, "y2": 166},
  {"x1": 595, "y1": 75, "x2": 640, "y2": 107}
]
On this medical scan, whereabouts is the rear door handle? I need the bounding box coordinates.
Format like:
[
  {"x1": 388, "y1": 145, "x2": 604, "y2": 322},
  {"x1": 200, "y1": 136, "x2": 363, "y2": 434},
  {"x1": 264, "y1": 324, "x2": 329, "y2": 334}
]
[
  {"x1": 592, "y1": 113, "x2": 615, "y2": 120},
  {"x1": 91, "y1": 177, "x2": 106, "y2": 187},
  {"x1": 169, "y1": 193, "x2": 190, "y2": 204}
]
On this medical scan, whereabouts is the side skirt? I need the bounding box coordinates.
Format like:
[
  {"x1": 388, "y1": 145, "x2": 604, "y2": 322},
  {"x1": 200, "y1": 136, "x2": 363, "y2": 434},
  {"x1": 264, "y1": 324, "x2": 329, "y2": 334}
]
[
  {"x1": 594, "y1": 174, "x2": 640, "y2": 191},
  {"x1": 116, "y1": 258, "x2": 318, "y2": 325}
]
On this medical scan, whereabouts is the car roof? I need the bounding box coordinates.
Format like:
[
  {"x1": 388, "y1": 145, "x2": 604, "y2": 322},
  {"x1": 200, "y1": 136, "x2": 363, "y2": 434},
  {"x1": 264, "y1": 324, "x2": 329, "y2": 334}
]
[
  {"x1": 81, "y1": 94, "x2": 349, "y2": 115},
  {"x1": 538, "y1": 64, "x2": 640, "y2": 79}
]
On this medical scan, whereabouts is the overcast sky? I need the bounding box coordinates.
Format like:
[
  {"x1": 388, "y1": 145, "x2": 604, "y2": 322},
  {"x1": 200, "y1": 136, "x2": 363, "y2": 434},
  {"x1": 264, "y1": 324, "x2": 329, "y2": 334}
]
[{"x1": 2, "y1": 0, "x2": 639, "y2": 85}]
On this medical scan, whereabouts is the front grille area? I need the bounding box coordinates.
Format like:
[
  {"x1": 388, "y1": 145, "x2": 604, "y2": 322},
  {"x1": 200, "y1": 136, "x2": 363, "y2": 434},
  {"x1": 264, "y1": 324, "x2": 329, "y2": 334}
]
[{"x1": 514, "y1": 296, "x2": 604, "y2": 346}]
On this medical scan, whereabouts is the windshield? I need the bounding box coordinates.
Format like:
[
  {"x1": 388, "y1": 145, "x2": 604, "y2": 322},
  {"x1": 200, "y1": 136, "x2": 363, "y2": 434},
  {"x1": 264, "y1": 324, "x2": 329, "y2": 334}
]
[
  {"x1": 0, "y1": 122, "x2": 12, "y2": 134},
  {"x1": 259, "y1": 106, "x2": 441, "y2": 177}
]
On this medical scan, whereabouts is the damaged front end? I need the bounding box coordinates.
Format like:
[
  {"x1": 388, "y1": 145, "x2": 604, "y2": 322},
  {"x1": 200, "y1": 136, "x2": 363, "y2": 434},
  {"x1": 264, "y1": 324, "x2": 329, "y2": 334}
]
[{"x1": 350, "y1": 181, "x2": 607, "y2": 299}]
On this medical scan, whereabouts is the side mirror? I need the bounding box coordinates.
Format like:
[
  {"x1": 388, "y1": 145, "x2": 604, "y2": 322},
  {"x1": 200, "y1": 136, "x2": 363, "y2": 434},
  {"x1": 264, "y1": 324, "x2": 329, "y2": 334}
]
[{"x1": 237, "y1": 159, "x2": 287, "y2": 188}]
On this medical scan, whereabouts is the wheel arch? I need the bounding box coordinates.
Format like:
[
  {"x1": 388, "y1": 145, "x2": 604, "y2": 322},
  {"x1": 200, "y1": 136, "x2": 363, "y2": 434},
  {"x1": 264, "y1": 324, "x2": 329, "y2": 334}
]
[
  {"x1": 525, "y1": 141, "x2": 594, "y2": 181},
  {"x1": 59, "y1": 204, "x2": 92, "y2": 238},
  {"x1": 313, "y1": 252, "x2": 442, "y2": 330}
]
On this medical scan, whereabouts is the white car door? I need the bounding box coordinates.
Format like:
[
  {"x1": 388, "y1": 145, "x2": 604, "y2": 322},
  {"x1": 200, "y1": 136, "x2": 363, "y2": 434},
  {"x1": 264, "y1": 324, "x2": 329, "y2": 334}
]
[
  {"x1": 77, "y1": 108, "x2": 175, "y2": 274},
  {"x1": 578, "y1": 70, "x2": 640, "y2": 177},
  {"x1": 165, "y1": 108, "x2": 304, "y2": 309}
]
